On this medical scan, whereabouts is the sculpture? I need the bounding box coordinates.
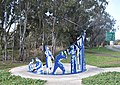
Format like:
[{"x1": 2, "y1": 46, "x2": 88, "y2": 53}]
[
  {"x1": 35, "y1": 57, "x2": 44, "y2": 74},
  {"x1": 69, "y1": 45, "x2": 77, "y2": 74},
  {"x1": 45, "y1": 46, "x2": 54, "y2": 74},
  {"x1": 28, "y1": 31, "x2": 86, "y2": 75},
  {"x1": 28, "y1": 59, "x2": 34, "y2": 72},
  {"x1": 52, "y1": 51, "x2": 67, "y2": 74}
]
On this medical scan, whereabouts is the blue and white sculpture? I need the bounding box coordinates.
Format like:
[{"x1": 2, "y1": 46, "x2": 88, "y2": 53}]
[
  {"x1": 35, "y1": 57, "x2": 44, "y2": 74},
  {"x1": 28, "y1": 31, "x2": 86, "y2": 75},
  {"x1": 75, "y1": 32, "x2": 86, "y2": 72},
  {"x1": 28, "y1": 59, "x2": 34, "y2": 72},
  {"x1": 69, "y1": 45, "x2": 77, "y2": 74},
  {"x1": 52, "y1": 51, "x2": 67, "y2": 74},
  {"x1": 45, "y1": 46, "x2": 54, "y2": 74}
]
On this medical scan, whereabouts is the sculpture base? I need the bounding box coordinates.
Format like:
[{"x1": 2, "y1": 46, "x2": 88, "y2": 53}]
[{"x1": 29, "y1": 63, "x2": 86, "y2": 75}]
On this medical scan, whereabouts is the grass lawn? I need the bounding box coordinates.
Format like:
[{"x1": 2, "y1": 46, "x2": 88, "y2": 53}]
[
  {"x1": 83, "y1": 47, "x2": 120, "y2": 85},
  {"x1": 82, "y1": 72, "x2": 120, "y2": 85},
  {"x1": 0, "y1": 61, "x2": 27, "y2": 70},
  {"x1": 0, "y1": 70, "x2": 46, "y2": 85},
  {"x1": 0, "y1": 47, "x2": 120, "y2": 85},
  {"x1": 62, "y1": 47, "x2": 120, "y2": 67},
  {"x1": 85, "y1": 47, "x2": 120, "y2": 68},
  {"x1": 0, "y1": 61, "x2": 46, "y2": 85}
]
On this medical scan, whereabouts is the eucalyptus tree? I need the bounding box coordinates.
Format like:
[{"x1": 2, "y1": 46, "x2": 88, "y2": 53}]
[
  {"x1": 0, "y1": 0, "x2": 115, "y2": 61},
  {"x1": 43, "y1": 0, "x2": 111, "y2": 46},
  {"x1": 61, "y1": 0, "x2": 115, "y2": 47},
  {"x1": 34, "y1": 0, "x2": 113, "y2": 53},
  {"x1": 0, "y1": 0, "x2": 19, "y2": 61},
  {"x1": 88, "y1": 12, "x2": 116, "y2": 47},
  {"x1": 17, "y1": 0, "x2": 36, "y2": 61}
]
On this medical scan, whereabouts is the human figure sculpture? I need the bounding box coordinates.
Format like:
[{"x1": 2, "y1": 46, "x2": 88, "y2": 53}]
[
  {"x1": 75, "y1": 32, "x2": 86, "y2": 72},
  {"x1": 28, "y1": 59, "x2": 34, "y2": 72},
  {"x1": 69, "y1": 45, "x2": 77, "y2": 74},
  {"x1": 75, "y1": 36, "x2": 82, "y2": 70},
  {"x1": 52, "y1": 51, "x2": 67, "y2": 74},
  {"x1": 35, "y1": 57, "x2": 44, "y2": 74},
  {"x1": 44, "y1": 46, "x2": 54, "y2": 74}
]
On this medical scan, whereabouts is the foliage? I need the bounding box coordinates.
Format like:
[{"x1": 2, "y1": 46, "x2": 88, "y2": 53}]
[
  {"x1": 0, "y1": 70, "x2": 46, "y2": 85},
  {"x1": 82, "y1": 72, "x2": 120, "y2": 85},
  {"x1": 0, "y1": 0, "x2": 116, "y2": 61}
]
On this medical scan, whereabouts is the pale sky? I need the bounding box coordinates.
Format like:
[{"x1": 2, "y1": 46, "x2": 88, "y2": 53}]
[{"x1": 105, "y1": 0, "x2": 120, "y2": 40}]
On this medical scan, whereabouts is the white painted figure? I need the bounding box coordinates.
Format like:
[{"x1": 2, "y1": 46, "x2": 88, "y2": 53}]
[
  {"x1": 28, "y1": 59, "x2": 34, "y2": 72},
  {"x1": 35, "y1": 57, "x2": 44, "y2": 74},
  {"x1": 45, "y1": 46, "x2": 54, "y2": 74}
]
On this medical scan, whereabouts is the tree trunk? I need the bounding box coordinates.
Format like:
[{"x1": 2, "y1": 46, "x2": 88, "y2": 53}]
[
  {"x1": 0, "y1": 33, "x2": 3, "y2": 60},
  {"x1": 12, "y1": 33, "x2": 15, "y2": 62},
  {"x1": 12, "y1": 23, "x2": 16, "y2": 62},
  {"x1": 3, "y1": 11, "x2": 8, "y2": 61},
  {"x1": 4, "y1": 34, "x2": 7, "y2": 61},
  {"x1": 19, "y1": 19, "x2": 23, "y2": 61},
  {"x1": 52, "y1": 17, "x2": 56, "y2": 55},
  {"x1": 19, "y1": 11, "x2": 27, "y2": 61}
]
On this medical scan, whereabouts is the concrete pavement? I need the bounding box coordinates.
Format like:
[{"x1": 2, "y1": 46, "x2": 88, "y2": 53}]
[
  {"x1": 9, "y1": 64, "x2": 120, "y2": 85},
  {"x1": 106, "y1": 45, "x2": 120, "y2": 52}
]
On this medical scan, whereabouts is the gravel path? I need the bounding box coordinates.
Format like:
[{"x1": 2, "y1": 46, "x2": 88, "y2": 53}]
[{"x1": 9, "y1": 64, "x2": 120, "y2": 85}]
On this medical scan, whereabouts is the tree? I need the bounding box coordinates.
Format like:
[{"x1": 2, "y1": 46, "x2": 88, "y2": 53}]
[
  {"x1": 0, "y1": 0, "x2": 116, "y2": 62},
  {"x1": 88, "y1": 12, "x2": 116, "y2": 47},
  {"x1": 0, "y1": 0, "x2": 18, "y2": 61}
]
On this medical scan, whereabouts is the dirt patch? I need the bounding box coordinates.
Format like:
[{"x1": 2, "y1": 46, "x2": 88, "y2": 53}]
[
  {"x1": 102, "y1": 60, "x2": 120, "y2": 64},
  {"x1": 95, "y1": 54, "x2": 120, "y2": 58}
]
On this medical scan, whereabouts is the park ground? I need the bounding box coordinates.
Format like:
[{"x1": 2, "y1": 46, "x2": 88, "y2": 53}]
[{"x1": 0, "y1": 46, "x2": 120, "y2": 85}]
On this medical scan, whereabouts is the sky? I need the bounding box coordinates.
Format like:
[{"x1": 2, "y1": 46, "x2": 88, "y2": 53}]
[{"x1": 105, "y1": 0, "x2": 120, "y2": 40}]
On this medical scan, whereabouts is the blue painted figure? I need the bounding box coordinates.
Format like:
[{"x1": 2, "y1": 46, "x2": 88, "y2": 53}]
[
  {"x1": 76, "y1": 36, "x2": 82, "y2": 71},
  {"x1": 35, "y1": 57, "x2": 44, "y2": 74},
  {"x1": 52, "y1": 51, "x2": 67, "y2": 74},
  {"x1": 74, "y1": 44, "x2": 80, "y2": 70},
  {"x1": 45, "y1": 46, "x2": 54, "y2": 74},
  {"x1": 81, "y1": 32, "x2": 86, "y2": 72},
  {"x1": 69, "y1": 45, "x2": 77, "y2": 74},
  {"x1": 75, "y1": 32, "x2": 86, "y2": 72},
  {"x1": 28, "y1": 59, "x2": 34, "y2": 72}
]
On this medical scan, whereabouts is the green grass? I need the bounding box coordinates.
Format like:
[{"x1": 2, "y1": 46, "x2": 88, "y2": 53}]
[
  {"x1": 82, "y1": 72, "x2": 120, "y2": 85},
  {"x1": 62, "y1": 55, "x2": 71, "y2": 63},
  {"x1": 85, "y1": 47, "x2": 120, "y2": 68},
  {"x1": 85, "y1": 47, "x2": 120, "y2": 57},
  {"x1": 85, "y1": 53, "x2": 120, "y2": 67},
  {"x1": 0, "y1": 70, "x2": 46, "y2": 85},
  {"x1": 0, "y1": 61, "x2": 27, "y2": 70},
  {"x1": 62, "y1": 47, "x2": 120, "y2": 67},
  {"x1": 0, "y1": 47, "x2": 119, "y2": 85},
  {"x1": 0, "y1": 61, "x2": 46, "y2": 85}
]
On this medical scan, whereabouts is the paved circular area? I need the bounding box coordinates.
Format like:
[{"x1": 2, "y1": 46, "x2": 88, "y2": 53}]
[{"x1": 9, "y1": 64, "x2": 120, "y2": 85}]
